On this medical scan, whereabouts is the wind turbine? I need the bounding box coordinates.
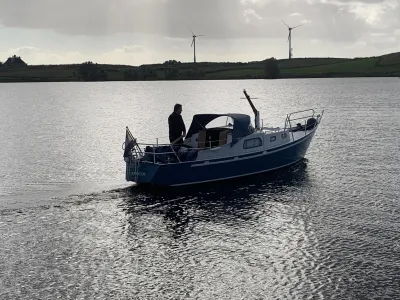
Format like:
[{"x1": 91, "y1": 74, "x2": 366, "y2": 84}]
[
  {"x1": 190, "y1": 29, "x2": 205, "y2": 64},
  {"x1": 281, "y1": 20, "x2": 303, "y2": 60}
]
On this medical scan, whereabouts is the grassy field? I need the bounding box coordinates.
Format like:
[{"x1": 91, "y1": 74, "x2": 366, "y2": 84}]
[{"x1": 1, "y1": 52, "x2": 399, "y2": 83}]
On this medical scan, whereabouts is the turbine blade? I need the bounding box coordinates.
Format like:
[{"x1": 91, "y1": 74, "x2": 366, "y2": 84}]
[
  {"x1": 189, "y1": 28, "x2": 195, "y2": 35},
  {"x1": 281, "y1": 20, "x2": 290, "y2": 28},
  {"x1": 292, "y1": 23, "x2": 304, "y2": 29},
  {"x1": 191, "y1": 38, "x2": 194, "y2": 47},
  {"x1": 197, "y1": 35, "x2": 205, "y2": 37}
]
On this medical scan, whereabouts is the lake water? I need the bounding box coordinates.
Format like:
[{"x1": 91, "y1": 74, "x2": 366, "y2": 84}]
[{"x1": 0, "y1": 78, "x2": 399, "y2": 299}]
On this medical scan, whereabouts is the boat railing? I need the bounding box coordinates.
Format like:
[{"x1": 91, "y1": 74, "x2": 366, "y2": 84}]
[
  {"x1": 125, "y1": 136, "x2": 246, "y2": 164},
  {"x1": 124, "y1": 109, "x2": 324, "y2": 164},
  {"x1": 284, "y1": 109, "x2": 324, "y2": 140},
  {"x1": 134, "y1": 136, "x2": 243, "y2": 150},
  {"x1": 126, "y1": 139, "x2": 259, "y2": 165},
  {"x1": 258, "y1": 124, "x2": 281, "y2": 133},
  {"x1": 126, "y1": 123, "x2": 315, "y2": 164}
]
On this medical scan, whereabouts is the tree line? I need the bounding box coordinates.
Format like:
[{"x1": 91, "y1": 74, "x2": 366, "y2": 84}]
[{"x1": 0, "y1": 55, "x2": 281, "y2": 81}]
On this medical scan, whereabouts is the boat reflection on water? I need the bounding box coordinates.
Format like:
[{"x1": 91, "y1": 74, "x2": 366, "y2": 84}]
[{"x1": 120, "y1": 159, "x2": 311, "y2": 238}]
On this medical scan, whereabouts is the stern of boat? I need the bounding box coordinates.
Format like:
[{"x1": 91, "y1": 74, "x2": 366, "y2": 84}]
[
  {"x1": 122, "y1": 126, "x2": 160, "y2": 184},
  {"x1": 125, "y1": 159, "x2": 159, "y2": 184}
]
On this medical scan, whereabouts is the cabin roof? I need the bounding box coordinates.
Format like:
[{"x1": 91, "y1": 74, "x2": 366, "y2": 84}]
[{"x1": 186, "y1": 113, "x2": 251, "y2": 144}]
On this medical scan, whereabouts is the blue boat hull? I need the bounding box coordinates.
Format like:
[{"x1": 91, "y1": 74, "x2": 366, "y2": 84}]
[{"x1": 126, "y1": 130, "x2": 316, "y2": 186}]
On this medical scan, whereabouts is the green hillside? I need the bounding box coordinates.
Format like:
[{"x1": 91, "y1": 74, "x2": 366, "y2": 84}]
[{"x1": 0, "y1": 52, "x2": 399, "y2": 83}]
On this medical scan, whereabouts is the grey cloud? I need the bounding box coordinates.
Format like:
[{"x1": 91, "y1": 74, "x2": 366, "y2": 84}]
[
  {"x1": 326, "y1": 0, "x2": 387, "y2": 3},
  {"x1": 0, "y1": 0, "x2": 397, "y2": 44},
  {"x1": 122, "y1": 45, "x2": 145, "y2": 53}
]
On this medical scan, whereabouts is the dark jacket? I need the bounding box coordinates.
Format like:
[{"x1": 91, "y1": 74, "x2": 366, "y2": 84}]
[{"x1": 168, "y1": 112, "x2": 186, "y2": 143}]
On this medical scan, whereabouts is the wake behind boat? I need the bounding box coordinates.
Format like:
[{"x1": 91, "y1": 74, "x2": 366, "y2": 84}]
[{"x1": 122, "y1": 90, "x2": 324, "y2": 186}]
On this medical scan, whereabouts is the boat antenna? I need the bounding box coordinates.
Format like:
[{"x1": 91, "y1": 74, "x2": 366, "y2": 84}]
[{"x1": 242, "y1": 89, "x2": 261, "y2": 130}]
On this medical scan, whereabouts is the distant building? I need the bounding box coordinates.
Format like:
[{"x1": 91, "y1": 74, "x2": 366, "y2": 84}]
[{"x1": 4, "y1": 55, "x2": 27, "y2": 67}]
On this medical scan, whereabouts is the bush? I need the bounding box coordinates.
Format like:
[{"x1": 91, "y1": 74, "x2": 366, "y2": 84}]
[
  {"x1": 264, "y1": 57, "x2": 280, "y2": 79},
  {"x1": 78, "y1": 61, "x2": 108, "y2": 81}
]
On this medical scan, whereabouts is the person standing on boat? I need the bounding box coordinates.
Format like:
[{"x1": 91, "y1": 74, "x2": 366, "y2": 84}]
[{"x1": 168, "y1": 103, "x2": 186, "y2": 145}]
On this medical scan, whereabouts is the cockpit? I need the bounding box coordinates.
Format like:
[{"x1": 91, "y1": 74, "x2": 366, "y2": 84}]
[{"x1": 184, "y1": 114, "x2": 253, "y2": 149}]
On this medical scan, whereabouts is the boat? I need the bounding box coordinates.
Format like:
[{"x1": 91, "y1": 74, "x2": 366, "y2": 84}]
[{"x1": 122, "y1": 90, "x2": 324, "y2": 186}]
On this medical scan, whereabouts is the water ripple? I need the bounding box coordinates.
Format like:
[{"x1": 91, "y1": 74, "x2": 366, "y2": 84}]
[{"x1": 1, "y1": 79, "x2": 400, "y2": 299}]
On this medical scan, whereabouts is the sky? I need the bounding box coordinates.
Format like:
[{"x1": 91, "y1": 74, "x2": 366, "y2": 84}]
[{"x1": 0, "y1": 0, "x2": 399, "y2": 65}]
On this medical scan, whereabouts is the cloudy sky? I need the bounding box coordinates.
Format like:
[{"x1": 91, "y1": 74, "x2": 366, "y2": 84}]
[{"x1": 0, "y1": 0, "x2": 399, "y2": 65}]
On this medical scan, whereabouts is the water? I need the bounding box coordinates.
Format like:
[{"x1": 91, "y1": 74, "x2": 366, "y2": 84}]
[{"x1": 0, "y1": 78, "x2": 399, "y2": 299}]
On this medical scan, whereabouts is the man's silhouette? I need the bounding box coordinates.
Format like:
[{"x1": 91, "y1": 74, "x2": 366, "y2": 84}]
[{"x1": 168, "y1": 103, "x2": 186, "y2": 145}]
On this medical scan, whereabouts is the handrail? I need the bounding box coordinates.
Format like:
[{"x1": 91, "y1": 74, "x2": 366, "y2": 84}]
[
  {"x1": 288, "y1": 114, "x2": 294, "y2": 141},
  {"x1": 127, "y1": 129, "x2": 317, "y2": 165},
  {"x1": 289, "y1": 116, "x2": 314, "y2": 122},
  {"x1": 138, "y1": 144, "x2": 229, "y2": 153},
  {"x1": 133, "y1": 136, "x2": 244, "y2": 147},
  {"x1": 128, "y1": 140, "x2": 235, "y2": 157},
  {"x1": 284, "y1": 108, "x2": 322, "y2": 141},
  {"x1": 169, "y1": 145, "x2": 181, "y2": 162},
  {"x1": 137, "y1": 146, "x2": 264, "y2": 158},
  {"x1": 259, "y1": 127, "x2": 281, "y2": 132},
  {"x1": 287, "y1": 109, "x2": 315, "y2": 119},
  {"x1": 130, "y1": 130, "x2": 318, "y2": 158},
  {"x1": 130, "y1": 118, "x2": 320, "y2": 149},
  {"x1": 170, "y1": 134, "x2": 185, "y2": 145},
  {"x1": 125, "y1": 109, "x2": 323, "y2": 162}
]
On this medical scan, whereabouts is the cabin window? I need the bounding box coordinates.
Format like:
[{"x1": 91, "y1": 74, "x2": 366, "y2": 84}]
[
  {"x1": 270, "y1": 136, "x2": 276, "y2": 142},
  {"x1": 281, "y1": 133, "x2": 287, "y2": 139},
  {"x1": 243, "y1": 137, "x2": 262, "y2": 149}
]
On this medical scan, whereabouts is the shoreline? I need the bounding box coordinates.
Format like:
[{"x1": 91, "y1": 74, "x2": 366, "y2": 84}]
[
  {"x1": 0, "y1": 73, "x2": 398, "y2": 83},
  {"x1": 1, "y1": 53, "x2": 399, "y2": 83}
]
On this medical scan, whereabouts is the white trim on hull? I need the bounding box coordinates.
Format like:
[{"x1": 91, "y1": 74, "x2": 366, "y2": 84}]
[{"x1": 170, "y1": 157, "x2": 305, "y2": 187}]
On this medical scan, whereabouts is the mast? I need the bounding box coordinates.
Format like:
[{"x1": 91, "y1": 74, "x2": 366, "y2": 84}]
[{"x1": 243, "y1": 89, "x2": 260, "y2": 130}]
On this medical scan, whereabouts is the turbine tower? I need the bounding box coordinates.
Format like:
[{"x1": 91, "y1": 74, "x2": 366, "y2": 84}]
[
  {"x1": 281, "y1": 20, "x2": 303, "y2": 60},
  {"x1": 190, "y1": 29, "x2": 205, "y2": 64}
]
